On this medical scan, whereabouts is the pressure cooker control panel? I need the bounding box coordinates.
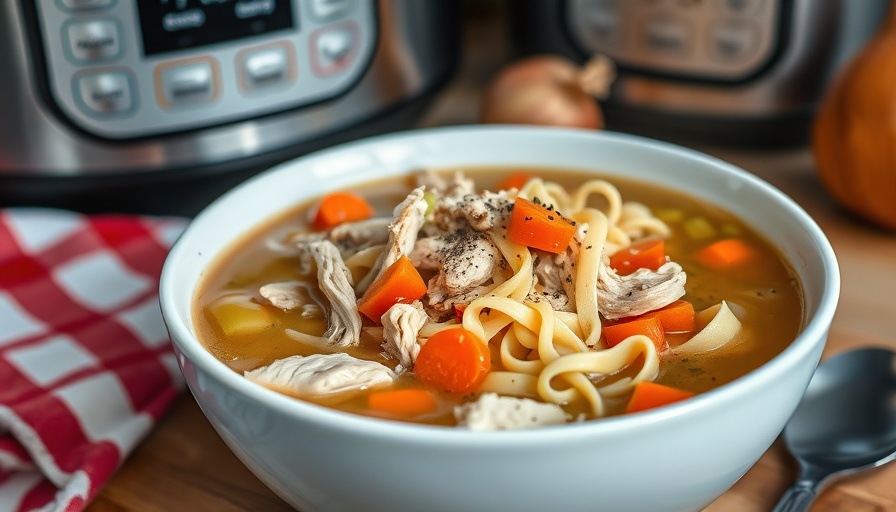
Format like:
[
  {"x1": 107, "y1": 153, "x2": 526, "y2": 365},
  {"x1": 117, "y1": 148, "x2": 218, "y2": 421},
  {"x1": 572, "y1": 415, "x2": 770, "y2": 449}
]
[
  {"x1": 30, "y1": 0, "x2": 377, "y2": 139},
  {"x1": 565, "y1": 0, "x2": 782, "y2": 81}
]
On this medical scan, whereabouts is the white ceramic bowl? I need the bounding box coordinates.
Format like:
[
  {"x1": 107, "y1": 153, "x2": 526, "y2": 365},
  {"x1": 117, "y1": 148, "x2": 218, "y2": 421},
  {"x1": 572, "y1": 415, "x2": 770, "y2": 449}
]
[{"x1": 160, "y1": 126, "x2": 839, "y2": 512}]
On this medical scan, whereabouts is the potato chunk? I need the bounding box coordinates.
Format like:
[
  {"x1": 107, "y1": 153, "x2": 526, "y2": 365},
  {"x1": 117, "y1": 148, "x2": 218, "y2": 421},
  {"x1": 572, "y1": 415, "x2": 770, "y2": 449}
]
[{"x1": 211, "y1": 295, "x2": 274, "y2": 337}]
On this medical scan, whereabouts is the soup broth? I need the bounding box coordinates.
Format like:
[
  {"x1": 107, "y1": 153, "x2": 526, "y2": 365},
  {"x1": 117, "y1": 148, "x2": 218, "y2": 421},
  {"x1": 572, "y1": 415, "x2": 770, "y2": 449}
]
[{"x1": 194, "y1": 167, "x2": 803, "y2": 427}]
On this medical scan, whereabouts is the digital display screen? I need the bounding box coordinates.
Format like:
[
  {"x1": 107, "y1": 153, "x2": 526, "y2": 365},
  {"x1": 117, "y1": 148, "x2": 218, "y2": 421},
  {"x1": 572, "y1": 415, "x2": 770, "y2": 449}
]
[{"x1": 138, "y1": 0, "x2": 295, "y2": 56}]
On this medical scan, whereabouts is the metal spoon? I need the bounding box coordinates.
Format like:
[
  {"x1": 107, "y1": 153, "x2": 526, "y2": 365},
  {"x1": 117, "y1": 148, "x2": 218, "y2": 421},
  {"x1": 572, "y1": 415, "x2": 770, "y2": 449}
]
[{"x1": 772, "y1": 347, "x2": 896, "y2": 512}]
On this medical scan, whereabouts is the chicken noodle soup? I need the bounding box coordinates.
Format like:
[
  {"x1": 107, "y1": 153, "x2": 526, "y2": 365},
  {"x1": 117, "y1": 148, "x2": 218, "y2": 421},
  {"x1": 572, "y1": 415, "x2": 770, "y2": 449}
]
[{"x1": 194, "y1": 168, "x2": 803, "y2": 428}]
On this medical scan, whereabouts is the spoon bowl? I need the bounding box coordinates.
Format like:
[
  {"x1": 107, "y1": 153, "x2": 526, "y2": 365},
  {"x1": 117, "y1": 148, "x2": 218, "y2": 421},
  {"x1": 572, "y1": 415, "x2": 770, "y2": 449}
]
[{"x1": 774, "y1": 347, "x2": 896, "y2": 512}]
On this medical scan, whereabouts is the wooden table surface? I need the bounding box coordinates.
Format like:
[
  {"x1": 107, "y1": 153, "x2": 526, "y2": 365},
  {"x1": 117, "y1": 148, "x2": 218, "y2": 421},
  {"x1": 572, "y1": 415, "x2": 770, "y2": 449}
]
[{"x1": 87, "y1": 6, "x2": 896, "y2": 511}]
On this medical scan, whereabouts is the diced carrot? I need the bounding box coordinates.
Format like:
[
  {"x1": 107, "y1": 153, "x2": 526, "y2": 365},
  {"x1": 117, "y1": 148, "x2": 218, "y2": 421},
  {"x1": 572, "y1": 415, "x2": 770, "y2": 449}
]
[
  {"x1": 507, "y1": 197, "x2": 577, "y2": 254},
  {"x1": 357, "y1": 256, "x2": 427, "y2": 324},
  {"x1": 602, "y1": 316, "x2": 667, "y2": 352},
  {"x1": 694, "y1": 238, "x2": 757, "y2": 270},
  {"x1": 312, "y1": 192, "x2": 375, "y2": 230},
  {"x1": 609, "y1": 238, "x2": 666, "y2": 276},
  {"x1": 625, "y1": 381, "x2": 695, "y2": 414},
  {"x1": 414, "y1": 328, "x2": 491, "y2": 394},
  {"x1": 639, "y1": 300, "x2": 695, "y2": 333},
  {"x1": 496, "y1": 171, "x2": 534, "y2": 191},
  {"x1": 454, "y1": 304, "x2": 467, "y2": 323},
  {"x1": 367, "y1": 388, "x2": 438, "y2": 417}
]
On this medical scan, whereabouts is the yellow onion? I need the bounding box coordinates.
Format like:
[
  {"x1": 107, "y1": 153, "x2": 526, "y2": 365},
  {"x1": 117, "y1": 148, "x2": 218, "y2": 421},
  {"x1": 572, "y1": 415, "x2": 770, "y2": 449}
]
[{"x1": 479, "y1": 54, "x2": 615, "y2": 130}]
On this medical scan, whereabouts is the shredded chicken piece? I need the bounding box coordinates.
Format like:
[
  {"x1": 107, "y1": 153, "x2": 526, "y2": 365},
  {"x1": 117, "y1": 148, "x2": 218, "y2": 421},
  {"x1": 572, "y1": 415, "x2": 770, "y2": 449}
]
[
  {"x1": 356, "y1": 187, "x2": 428, "y2": 294},
  {"x1": 597, "y1": 259, "x2": 687, "y2": 319},
  {"x1": 454, "y1": 393, "x2": 569, "y2": 431},
  {"x1": 291, "y1": 217, "x2": 391, "y2": 260},
  {"x1": 295, "y1": 240, "x2": 362, "y2": 347},
  {"x1": 432, "y1": 190, "x2": 515, "y2": 233},
  {"x1": 410, "y1": 229, "x2": 503, "y2": 315},
  {"x1": 408, "y1": 236, "x2": 442, "y2": 271},
  {"x1": 380, "y1": 301, "x2": 428, "y2": 370},
  {"x1": 529, "y1": 250, "x2": 574, "y2": 312},
  {"x1": 415, "y1": 169, "x2": 475, "y2": 199},
  {"x1": 258, "y1": 281, "x2": 324, "y2": 318},
  {"x1": 245, "y1": 353, "x2": 395, "y2": 397}
]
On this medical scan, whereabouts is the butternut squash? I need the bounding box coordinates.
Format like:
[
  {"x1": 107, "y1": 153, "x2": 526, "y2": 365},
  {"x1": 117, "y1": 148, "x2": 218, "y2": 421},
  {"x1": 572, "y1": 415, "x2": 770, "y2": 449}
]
[{"x1": 812, "y1": 9, "x2": 896, "y2": 230}]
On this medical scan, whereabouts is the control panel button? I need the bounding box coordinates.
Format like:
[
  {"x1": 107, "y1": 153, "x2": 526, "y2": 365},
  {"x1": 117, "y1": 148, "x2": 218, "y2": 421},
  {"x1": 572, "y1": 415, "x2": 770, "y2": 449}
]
[
  {"x1": 64, "y1": 19, "x2": 121, "y2": 62},
  {"x1": 239, "y1": 44, "x2": 296, "y2": 92},
  {"x1": 74, "y1": 70, "x2": 134, "y2": 115},
  {"x1": 56, "y1": 0, "x2": 116, "y2": 11},
  {"x1": 310, "y1": 23, "x2": 358, "y2": 76},
  {"x1": 709, "y1": 20, "x2": 761, "y2": 63},
  {"x1": 308, "y1": 0, "x2": 351, "y2": 20},
  {"x1": 155, "y1": 58, "x2": 219, "y2": 108},
  {"x1": 580, "y1": 0, "x2": 623, "y2": 49},
  {"x1": 717, "y1": 0, "x2": 766, "y2": 14},
  {"x1": 641, "y1": 15, "x2": 694, "y2": 55}
]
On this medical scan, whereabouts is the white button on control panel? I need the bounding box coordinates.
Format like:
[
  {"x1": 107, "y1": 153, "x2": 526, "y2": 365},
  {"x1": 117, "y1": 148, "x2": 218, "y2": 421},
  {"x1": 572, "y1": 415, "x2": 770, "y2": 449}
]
[
  {"x1": 239, "y1": 44, "x2": 295, "y2": 92},
  {"x1": 156, "y1": 59, "x2": 219, "y2": 108},
  {"x1": 30, "y1": 0, "x2": 377, "y2": 139},
  {"x1": 717, "y1": 0, "x2": 766, "y2": 15},
  {"x1": 311, "y1": 23, "x2": 358, "y2": 76},
  {"x1": 566, "y1": 0, "x2": 780, "y2": 81},
  {"x1": 709, "y1": 20, "x2": 761, "y2": 63},
  {"x1": 74, "y1": 70, "x2": 134, "y2": 115},
  {"x1": 64, "y1": 19, "x2": 121, "y2": 62},
  {"x1": 57, "y1": 0, "x2": 116, "y2": 11},
  {"x1": 642, "y1": 15, "x2": 693, "y2": 56},
  {"x1": 308, "y1": 0, "x2": 351, "y2": 20},
  {"x1": 579, "y1": 2, "x2": 622, "y2": 50}
]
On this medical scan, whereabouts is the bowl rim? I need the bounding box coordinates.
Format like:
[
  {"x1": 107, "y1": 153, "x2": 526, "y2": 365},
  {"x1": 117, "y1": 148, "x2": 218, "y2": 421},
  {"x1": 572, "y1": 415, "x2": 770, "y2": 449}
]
[{"x1": 160, "y1": 125, "x2": 840, "y2": 444}]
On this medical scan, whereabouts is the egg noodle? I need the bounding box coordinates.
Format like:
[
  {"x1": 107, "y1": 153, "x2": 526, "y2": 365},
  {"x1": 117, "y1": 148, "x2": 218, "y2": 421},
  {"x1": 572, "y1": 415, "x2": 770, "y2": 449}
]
[
  {"x1": 334, "y1": 175, "x2": 740, "y2": 418},
  {"x1": 411, "y1": 177, "x2": 672, "y2": 418}
]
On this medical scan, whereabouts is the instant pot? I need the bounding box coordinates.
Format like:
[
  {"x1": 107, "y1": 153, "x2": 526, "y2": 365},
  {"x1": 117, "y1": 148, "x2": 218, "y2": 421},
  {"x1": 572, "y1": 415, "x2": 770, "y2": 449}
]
[
  {"x1": 510, "y1": 0, "x2": 888, "y2": 148},
  {"x1": 0, "y1": 0, "x2": 458, "y2": 214}
]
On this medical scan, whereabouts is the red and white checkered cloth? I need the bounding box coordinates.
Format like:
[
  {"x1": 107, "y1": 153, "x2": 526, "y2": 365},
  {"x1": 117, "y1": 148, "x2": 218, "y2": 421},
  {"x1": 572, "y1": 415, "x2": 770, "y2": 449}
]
[{"x1": 0, "y1": 208, "x2": 187, "y2": 512}]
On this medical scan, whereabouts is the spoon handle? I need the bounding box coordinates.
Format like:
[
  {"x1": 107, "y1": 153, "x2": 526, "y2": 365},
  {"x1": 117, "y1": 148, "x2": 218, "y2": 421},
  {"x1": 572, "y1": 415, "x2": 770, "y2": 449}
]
[{"x1": 772, "y1": 479, "x2": 817, "y2": 512}]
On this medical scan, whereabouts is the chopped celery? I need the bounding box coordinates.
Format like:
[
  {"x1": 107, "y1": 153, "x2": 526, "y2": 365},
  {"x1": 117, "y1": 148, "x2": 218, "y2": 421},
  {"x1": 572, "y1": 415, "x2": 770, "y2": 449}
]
[
  {"x1": 721, "y1": 223, "x2": 742, "y2": 236},
  {"x1": 683, "y1": 216, "x2": 716, "y2": 240},
  {"x1": 655, "y1": 208, "x2": 685, "y2": 223},
  {"x1": 423, "y1": 190, "x2": 437, "y2": 217}
]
